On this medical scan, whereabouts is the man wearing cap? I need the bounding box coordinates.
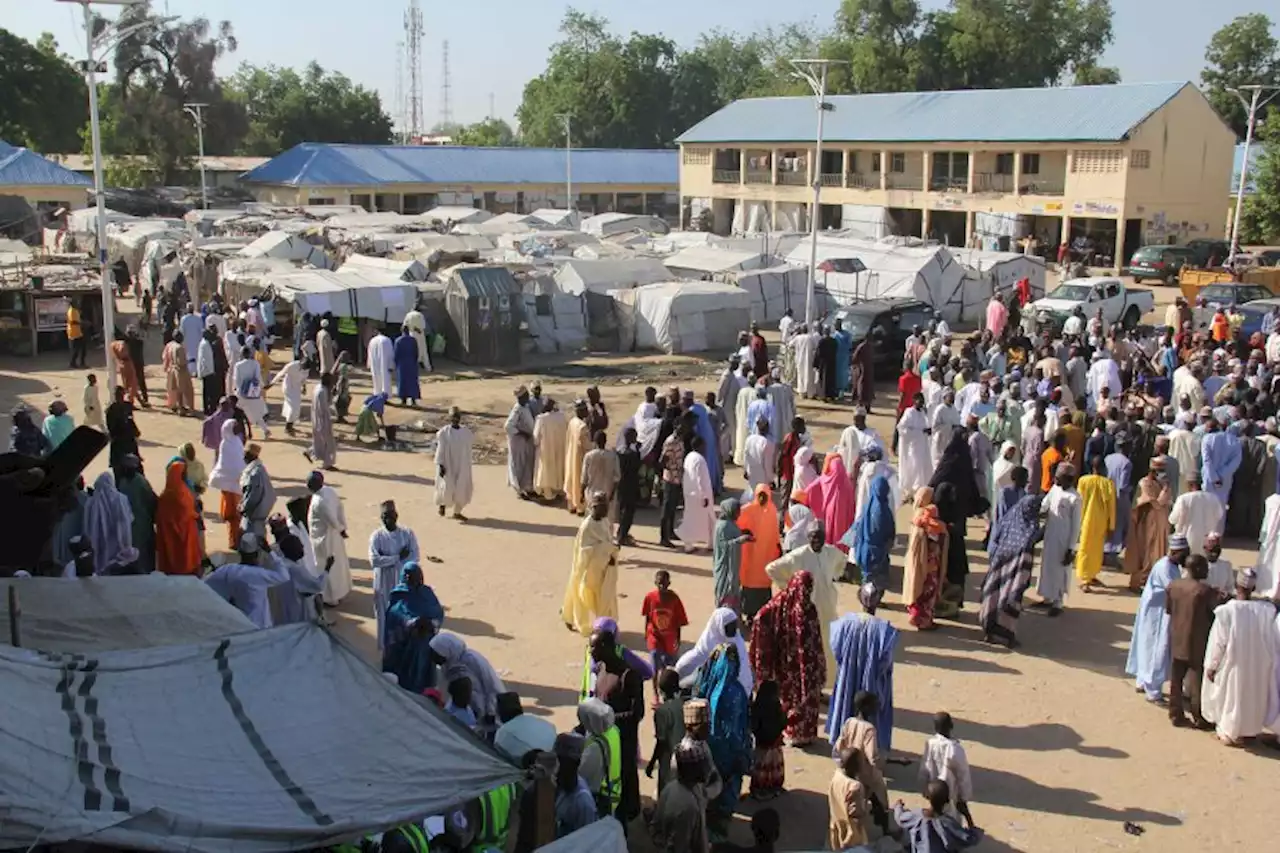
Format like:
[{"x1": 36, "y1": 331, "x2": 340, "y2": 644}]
[
  {"x1": 368, "y1": 500, "x2": 419, "y2": 650},
  {"x1": 563, "y1": 399, "x2": 592, "y2": 513},
  {"x1": 1199, "y1": 416, "x2": 1241, "y2": 511},
  {"x1": 239, "y1": 442, "x2": 275, "y2": 545},
  {"x1": 1202, "y1": 568, "x2": 1280, "y2": 746},
  {"x1": 316, "y1": 318, "x2": 337, "y2": 377},
  {"x1": 652, "y1": 741, "x2": 713, "y2": 853},
  {"x1": 1169, "y1": 470, "x2": 1225, "y2": 557},
  {"x1": 552, "y1": 733, "x2": 598, "y2": 837},
  {"x1": 1124, "y1": 534, "x2": 1190, "y2": 703},
  {"x1": 505, "y1": 387, "x2": 537, "y2": 500},
  {"x1": 307, "y1": 471, "x2": 352, "y2": 607},
  {"x1": 1035, "y1": 462, "x2": 1081, "y2": 616},
  {"x1": 1202, "y1": 532, "x2": 1234, "y2": 597},
  {"x1": 1166, "y1": 554, "x2": 1217, "y2": 728},
  {"x1": 435, "y1": 407, "x2": 474, "y2": 520},
  {"x1": 366, "y1": 326, "x2": 394, "y2": 399},
  {"x1": 1167, "y1": 411, "x2": 1200, "y2": 495},
  {"x1": 203, "y1": 532, "x2": 290, "y2": 629}
]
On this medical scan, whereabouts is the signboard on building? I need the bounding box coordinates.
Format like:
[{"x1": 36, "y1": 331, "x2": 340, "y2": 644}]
[
  {"x1": 1030, "y1": 202, "x2": 1064, "y2": 215},
  {"x1": 34, "y1": 297, "x2": 70, "y2": 332},
  {"x1": 1071, "y1": 201, "x2": 1119, "y2": 217}
]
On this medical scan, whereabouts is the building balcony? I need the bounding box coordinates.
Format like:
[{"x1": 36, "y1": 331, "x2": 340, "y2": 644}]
[
  {"x1": 929, "y1": 176, "x2": 969, "y2": 192},
  {"x1": 847, "y1": 173, "x2": 879, "y2": 190},
  {"x1": 1020, "y1": 179, "x2": 1064, "y2": 196},
  {"x1": 778, "y1": 171, "x2": 808, "y2": 187},
  {"x1": 744, "y1": 169, "x2": 773, "y2": 185},
  {"x1": 974, "y1": 173, "x2": 1014, "y2": 193},
  {"x1": 819, "y1": 173, "x2": 842, "y2": 187},
  {"x1": 886, "y1": 173, "x2": 923, "y2": 190},
  {"x1": 713, "y1": 169, "x2": 741, "y2": 184}
]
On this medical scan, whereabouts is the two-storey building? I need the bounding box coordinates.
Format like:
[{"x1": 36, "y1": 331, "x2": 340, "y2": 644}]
[{"x1": 676, "y1": 81, "x2": 1235, "y2": 268}]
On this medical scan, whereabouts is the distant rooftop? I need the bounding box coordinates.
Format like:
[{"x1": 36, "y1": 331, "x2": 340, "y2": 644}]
[
  {"x1": 678, "y1": 81, "x2": 1203, "y2": 145},
  {"x1": 241, "y1": 144, "x2": 679, "y2": 188},
  {"x1": 48, "y1": 153, "x2": 270, "y2": 173},
  {"x1": 0, "y1": 141, "x2": 93, "y2": 188}
]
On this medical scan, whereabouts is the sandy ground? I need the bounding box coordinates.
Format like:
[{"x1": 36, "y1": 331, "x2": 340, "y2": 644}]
[{"x1": 3, "y1": 280, "x2": 1274, "y2": 852}]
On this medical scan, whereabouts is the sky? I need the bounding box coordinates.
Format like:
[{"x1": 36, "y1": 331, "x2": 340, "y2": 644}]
[{"x1": 8, "y1": 0, "x2": 1266, "y2": 132}]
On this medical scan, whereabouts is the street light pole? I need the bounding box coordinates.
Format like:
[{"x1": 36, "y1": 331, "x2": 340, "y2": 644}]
[
  {"x1": 1228, "y1": 84, "x2": 1280, "y2": 260},
  {"x1": 556, "y1": 113, "x2": 573, "y2": 211},
  {"x1": 184, "y1": 102, "x2": 209, "y2": 209},
  {"x1": 790, "y1": 59, "x2": 846, "y2": 327}
]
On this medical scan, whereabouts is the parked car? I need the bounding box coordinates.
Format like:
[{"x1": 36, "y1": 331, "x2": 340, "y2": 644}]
[
  {"x1": 1127, "y1": 245, "x2": 1195, "y2": 284},
  {"x1": 1184, "y1": 238, "x2": 1231, "y2": 268},
  {"x1": 1256, "y1": 249, "x2": 1280, "y2": 267},
  {"x1": 1190, "y1": 283, "x2": 1275, "y2": 333},
  {"x1": 821, "y1": 298, "x2": 934, "y2": 378},
  {"x1": 1029, "y1": 276, "x2": 1155, "y2": 333},
  {"x1": 1202, "y1": 297, "x2": 1280, "y2": 339}
]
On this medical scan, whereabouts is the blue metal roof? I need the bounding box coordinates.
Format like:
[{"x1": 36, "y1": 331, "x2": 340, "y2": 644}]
[
  {"x1": 0, "y1": 140, "x2": 93, "y2": 188},
  {"x1": 1233, "y1": 143, "x2": 1259, "y2": 195},
  {"x1": 678, "y1": 81, "x2": 1193, "y2": 145},
  {"x1": 241, "y1": 144, "x2": 678, "y2": 188}
]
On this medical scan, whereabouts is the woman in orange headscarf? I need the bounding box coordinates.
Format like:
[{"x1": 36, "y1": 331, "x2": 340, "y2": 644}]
[
  {"x1": 155, "y1": 459, "x2": 203, "y2": 575},
  {"x1": 901, "y1": 487, "x2": 949, "y2": 630},
  {"x1": 738, "y1": 484, "x2": 781, "y2": 624}
]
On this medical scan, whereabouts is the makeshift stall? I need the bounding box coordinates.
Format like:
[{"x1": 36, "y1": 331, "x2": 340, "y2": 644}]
[
  {"x1": 0, "y1": 262, "x2": 102, "y2": 356},
  {"x1": 444, "y1": 266, "x2": 524, "y2": 366},
  {"x1": 616, "y1": 281, "x2": 751, "y2": 354}
]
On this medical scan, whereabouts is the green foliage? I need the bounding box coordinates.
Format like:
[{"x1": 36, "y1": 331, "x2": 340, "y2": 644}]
[
  {"x1": 1201, "y1": 14, "x2": 1279, "y2": 139},
  {"x1": 452, "y1": 118, "x2": 518, "y2": 147},
  {"x1": 1241, "y1": 112, "x2": 1280, "y2": 243},
  {"x1": 1073, "y1": 63, "x2": 1121, "y2": 85},
  {"x1": 226, "y1": 62, "x2": 394, "y2": 154},
  {"x1": 0, "y1": 28, "x2": 87, "y2": 152},
  {"x1": 102, "y1": 156, "x2": 157, "y2": 188}
]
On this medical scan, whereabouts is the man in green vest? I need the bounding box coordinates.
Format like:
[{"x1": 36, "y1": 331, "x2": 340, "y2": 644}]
[
  {"x1": 469, "y1": 781, "x2": 519, "y2": 851},
  {"x1": 576, "y1": 698, "x2": 621, "y2": 818}
]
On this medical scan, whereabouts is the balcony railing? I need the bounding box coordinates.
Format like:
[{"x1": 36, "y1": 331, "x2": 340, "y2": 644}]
[
  {"x1": 778, "y1": 171, "x2": 808, "y2": 186},
  {"x1": 974, "y1": 172, "x2": 1014, "y2": 193},
  {"x1": 930, "y1": 176, "x2": 969, "y2": 192},
  {"x1": 712, "y1": 169, "x2": 741, "y2": 184},
  {"x1": 886, "y1": 173, "x2": 923, "y2": 190},
  {"x1": 820, "y1": 173, "x2": 843, "y2": 187},
  {"x1": 744, "y1": 169, "x2": 773, "y2": 184},
  {"x1": 846, "y1": 173, "x2": 879, "y2": 190},
  {"x1": 1020, "y1": 179, "x2": 1065, "y2": 196}
]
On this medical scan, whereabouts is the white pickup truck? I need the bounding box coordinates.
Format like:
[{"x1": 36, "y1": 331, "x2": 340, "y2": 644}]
[{"x1": 1029, "y1": 276, "x2": 1156, "y2": 333}]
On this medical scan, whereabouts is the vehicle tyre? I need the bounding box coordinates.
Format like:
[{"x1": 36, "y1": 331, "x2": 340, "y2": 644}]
[
  {"x1": 1122, "y1": 306, "x2": 1140, "y2": 330},
  {"x1": 1132, "y1": 276, "x2": 1143, "y2": 284}
]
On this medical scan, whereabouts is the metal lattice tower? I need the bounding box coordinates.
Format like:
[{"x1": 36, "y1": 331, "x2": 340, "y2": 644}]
[
  {"x1": 440, "y1": 40, "x2": 452, "y2": 127},
  {"x1": 404, "y1": 0, "x2": 424, "y2": 140},
  {"x1": 393, "y1": 40, "x2": 405, "y2": 143}
]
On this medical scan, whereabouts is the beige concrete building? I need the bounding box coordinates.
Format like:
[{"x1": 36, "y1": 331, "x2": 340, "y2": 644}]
[
  {"x1": 0, "y1": 141, "x2": 92, "y2": 214},
  {"x1": 677, "y1": 81, "x2": 1236, "y2": 267}
]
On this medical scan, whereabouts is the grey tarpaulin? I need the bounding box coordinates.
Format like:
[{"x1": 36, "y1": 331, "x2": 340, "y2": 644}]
[
  {"x1": 538, "y1": 817, "x2": 628, "y2": 853},
  {"x1": 0, "y1": 623, "x2": 522, "y2": 852}
]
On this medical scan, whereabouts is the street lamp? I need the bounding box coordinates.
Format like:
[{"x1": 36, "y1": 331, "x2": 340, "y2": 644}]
[
  {"x1": 56, "y1": 0, "x2": 149, "y2": 391},
  {"x1": 555, "y1": 113, "x2": 573, "y2": 211},
  {"x1": 1228, "y1": 84, "x2": 1280, "y2": 261},
  {"x1": 790, "y1": 58, "x2": 847, "y2": 327},
  {"x1": 184, "y1": 102, "x2": 208, "y2": 210}
]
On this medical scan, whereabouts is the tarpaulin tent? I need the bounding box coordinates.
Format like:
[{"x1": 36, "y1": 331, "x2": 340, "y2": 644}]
[
  {"x1": 949, "y1": 247, "x2": 1046, "y2": 303},
  {"x1": 617, "y1": 281, "x2": 751, "y2": 354},
  {"x1": 269, "y1": 269, "x2": 418, "y2": 324},
  {"x1": 0, "y1": 622, "x2": 521, "y2": 853},
  {"x1": 239, "y1": 231, "x2": 332, "y2": 270},
  {"x1": 553, "y1": 257, "x2": 670, "y2": 295},
  {"x1": 663, "y1": 246, "x2": 772, "y2": 279},
  {"x1": 539, "y1": 817, "x2": 628, "y2": 853},
  {"x1": 107, "y1": 220, "x2": 187, "y2": 276},
  {"x1": 729, "y1": 264, "x2": 816, "y2": 324},
  {"x1": 580, "y1": 212, "x2": 669, "y2": 237},
  {"x1": 338, "y1": 253, "x2": 429, "y2": 282},
  {"x1": 422, "y1": 205, "x2": 493, "y2": 225}
]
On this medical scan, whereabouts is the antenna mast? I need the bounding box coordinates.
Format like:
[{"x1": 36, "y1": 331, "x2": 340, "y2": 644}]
[
  {"x1": 404, "y1": 0, "x2": 424, "y2": 141},
  {"x1": 393, "y1": 40, "x2": 405, "y2": 143},
  {"x1": 440, "y1": 39, "x2": 452, "y2": 128}
]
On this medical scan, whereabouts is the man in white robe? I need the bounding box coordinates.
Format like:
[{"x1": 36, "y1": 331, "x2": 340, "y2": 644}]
[
  {"x1": 732, "y1": 382, "x2": 754, "y2": 467},
  {"x1": 533, "y1": 399, "x2": 568, "y2": 500},
  {"x1": 766, "y1": 525, "x2": 844, "y2": 686},
  {"x1": 1168, "y1": 472, "x2": 1225, "y2": 556},
  {"x1": 316, "y1": 319, "x2": 337, "y2": 377},
  {"x1": 1085, "y1": 351, "x2": 1122, "y2": 410},
  {"x1": 792, "y1": 326, "x2": 820, "y2": 398},
  {"x1": 402, "y1": 308, "x2": 432, "y2": 371},
  {"x1": 1201, "y1": 569, "x2": 1280, "y2": 746},
  {"x1": 1167, "y1": 415, "x2": 1201, "y2": 494},
  {"x1": 179, "y1": 304, "x2": 205, "y2": 372},
  {"x1": 1256, "y1": 492, "x2": 1280, "y2": 600},
  {"x1": 231, "y1": 350, "x2": 269, "y2": 437},
  {"x1": 921, "y1": 368, "x2": 945, "y2": 419},
  {"x1": 677, "y1": 437, "x2": 716, "y2": 551},
  {"x1": 368, "y1": 499, "x2": 419, "y2": 651},
  {"x1": 435, "y1": 406, "x2": 475, "y2": 519},
  {"x1": 839, "y1": 409, "x2": 884, "y2": 478},
  {"x1": 896, "y1": 393, "x2": 931, "y2": 496},
  {"x1": 269, "y1": 357, "x2": 306, "y2": 435},
  {"x1": 715, "y1": 358, "x2": 745, "y2": 463},
  {"x1": 1035, "y1": 463, "x2": 1082, "y2": 613},
  {"x1": 1171, "y1": 363, "x2": 1205, "y2": 412},
  {"x1": 930, "y1": 391, "x2": 961, "y2": 468},
  {"x1": 366, "y1": 330, "x2": 395, "y2": 398},
  {"x1": 742, "y1": 418, "x2": 775, "y2": 492},
  {"x1": 307, "y1": 471, "x2": 351, "y2": 606}
]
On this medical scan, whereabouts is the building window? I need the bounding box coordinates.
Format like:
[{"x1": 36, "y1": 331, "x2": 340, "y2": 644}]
[
  {"x1": 1020, "y1": 153, "x2": 1041, "y2": 174},
  {"x1": 307, "y1": 197, "x2": 334, "y2": 205},
  {"x1": 1130, "y1": 149, "x2": 1151, "y2": 169},
  {"x1": 847, "y1": 152, "x2": 859, "y2": 173},
  {"x1": 995, "y1": 153, "x2": 1014, "y2": 175},
  {"x1": 1070, "y1": 149, "x2": 1124, "y2": 173},
  {"x1": 682, "y1": 148, "x2": 711, "y2": 166},
  {"x1": 890, "y1": 152, "x2": 906, "y2": 173},
  {"x1": 402, "y1": 193, "x2": 434, "y2": 214},
  {"x1": 871, "y1": 152, "x2": 881, "y2": 172}
]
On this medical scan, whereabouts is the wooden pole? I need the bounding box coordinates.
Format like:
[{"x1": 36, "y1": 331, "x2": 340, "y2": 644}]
[{"x1": 8, "y1": 585, "x2": 21, "y2": 648}]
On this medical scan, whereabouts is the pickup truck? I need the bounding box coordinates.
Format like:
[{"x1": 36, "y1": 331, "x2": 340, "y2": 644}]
[{"x1": 1029, "y1": 276, "x2": 1155, "y2": 333}]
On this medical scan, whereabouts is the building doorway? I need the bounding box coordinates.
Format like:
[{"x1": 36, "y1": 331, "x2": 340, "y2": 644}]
[
  {"x1": 887, "y1": 207, "x2": 923, "y2": 238},
  {"x1": 1068, "y1": 217, "x2": 1119, "y2": 268},
  {"x1": 929, "y1": 210, "x2": 966, "y2": 246},
  {"x1": 1122, "y1": 218, "x2": 1143, "y2": 265}
]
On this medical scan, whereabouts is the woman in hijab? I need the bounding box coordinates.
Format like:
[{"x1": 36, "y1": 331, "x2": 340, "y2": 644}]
[
  {"x1": 202, "y1": 397, "x2": 235, "y2": 458},
  {"x1": 84, "y1": 471, "x2": 134, "y2": 573},
  {"x1": 429, "y1": 632, "x2": 505, "y2": 734},
  {"x1": 155, "y1": 460, "x2": 202, "y2": 575},
  {"x1": 737, "y1": 485, "x2": 780, "y2": 623},
  {"x1": 980, "y1": 493, "x2": 1044, "y2": 649},
  {"x1": 749, "y1": 679, "x2": 786, "y2": 799},
  {"x1": 901, "y1": 487, "x2": 949, "y2": 630},
  {"x1": 793, "y1": 444, "x2": 818, "y2": 493},
  {"x1": 383, "y1": 562, "x2": 445, "y2": 693},
  {"x1": 675, "y1": 607, "x2": 753, "y2": 695},
  {"x1": 699, "y1": 642, "x2": 752, "y2": 842},
  {"x1": 749, "y1": 571, "x2": 826, "y2": 746},
  {"x1": 930, "y1": 430, "x2": 984, "y2": 616},
  {"x1": 846, "y1": 475, "x2": 896, "y2": 613},
  {"x1": 783, "y1": 488, "x2": 816, "y2": 552},
  {"x1": 811, "y1": 454, "x2": 856, "y2": 553},
  {"x1": 9, "y1": 406, "x2": 50, "y2": 457},
  {"x1": 1123, "y1": 472, "x2": 1172, "y2": 593},
  {"x1": 990, "y1": 441, "x2": 1020, "y2": 520},
  {"x1": 208, "y1": 419, "x2": 246, "y2": 548},
  {"x1": 712, "y1": 498, "x2": 752, "y2": 610}
]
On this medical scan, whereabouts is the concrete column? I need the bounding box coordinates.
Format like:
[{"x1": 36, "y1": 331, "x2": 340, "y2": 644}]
[
  {"x1": 641, "y1": 193, "x2": 648, "y2": 214},
  {"x1": 612, "y1": 193, "x2": 619, "y2": 213},
  {"x1": 739, "y1": 149, "x2": 746, "y2": 185},
  {"x1": 964, "y1": 211, "x2": 974, "y2": 246},
  {"x1": 967, "y1": 149, "x2": 977, "y2": 193},
  {"x1": 1113, "y1": 217, "x2": 1125, "y2": 271},
  {"x1": 921, "y1": 207, "x2": 932, "y2": 239},
  {"x1": 773, "y1": 148, "x2": 781, "y2": 185},
  {"x1": 880, "y1": 149, "x2": 890, "y2": 190},
  {"x1": 1061, "y1": 214, "x2": 1073, "y2": 259},
  {"x1": 678, "y1": 195, "x2": 686, "y2": 228},
  {"x1": 1013, "y1": 150, "x2": 1023, "y2": 196},
  {"x1": 922, "y1": 151, "x2": 932, "y2": 193}
]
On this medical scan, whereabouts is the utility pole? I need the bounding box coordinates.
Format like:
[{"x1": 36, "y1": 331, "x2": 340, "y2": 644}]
[
  {"x1": 556, "y1": 113, "x2": 573, "y2": 210},
  {"x1": 183, "y1": 102, "x2": 208, "y2": 209},
  {"x1": 1228, "y1": 84, "x2": 1280, "y2": 260},
  {"x1": 790, "y1": 58, "x2": 847, "y2": 326}
]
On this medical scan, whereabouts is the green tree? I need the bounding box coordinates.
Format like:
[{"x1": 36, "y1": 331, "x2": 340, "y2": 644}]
[
  {"x1": 1241, "y1": 112, "x2": 1280, "y2": 242},
  {"x1": 1201, "y1": 14, "x2": 1279, "y2": 139},
  {"x1": 227, "y1": 62, "x2": 393, "y2": 154},
  {"x1": 452, "y1": 118, "x2": 517, "y2": 147},
  {"x1": 0, "y1": 28, "x2": 87, "y2": 152},
  {"x1": 1073, "y1": 62, "x2": 1121, "y2": 85}
]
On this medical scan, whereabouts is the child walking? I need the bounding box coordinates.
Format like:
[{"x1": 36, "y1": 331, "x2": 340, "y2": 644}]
[
  {"x1": 640, "y1": 569, "x2": 688, "y2": 700},
  {"x1": 645, "y1": 668, "x2": 685, "y2": 792},
  {"x1": 750, "y1": 680, "x2": 786, "y2": 799}
]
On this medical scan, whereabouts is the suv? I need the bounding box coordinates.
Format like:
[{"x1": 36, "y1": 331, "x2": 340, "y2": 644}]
[
  {"x1": 1127, "y1": 245, "x2": 1194, "y2": 284},
  {"x1": 822, "y1": 299, "x2": 934, "y2": 378},
  {"x1": 1185, "y1": 239, "x2": 1231, "y2": 268}
]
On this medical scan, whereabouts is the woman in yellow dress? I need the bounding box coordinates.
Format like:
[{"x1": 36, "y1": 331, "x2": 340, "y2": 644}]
[{"x1": 1074, "y1": 454, "x2": 1116, "y2": 592}]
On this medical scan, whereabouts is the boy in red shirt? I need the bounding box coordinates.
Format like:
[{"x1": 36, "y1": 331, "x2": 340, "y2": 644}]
[{"x1": 640, "y1": 569, "x2": 688, "y2": 700}]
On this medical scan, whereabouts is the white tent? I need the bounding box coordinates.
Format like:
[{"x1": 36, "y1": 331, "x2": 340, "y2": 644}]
[
  {"x1": 617, "y1": 281, "x2": 752, "y2": 354},
  {"x1": 663, "y1": 246, "x2": 772, "y2": 279},
  {"x1": 422, "y1": 205, "x2": 493, "y2": 225},
  {"x1": 0, "y1": 622, "x2": 521, "y2": 853},
  {"x1": 218, "y1": 257, "x2": 302, "y2": 298},
  {"x1": 580, "y1": 212, "x2": 669, "y2": 237},
  {"x1": 269, "y1": 268, "x2": 418, "y2": 323},
  {"x1": 839, "y1": 204, "x2": 894, "y2": 241},
  {"x1": 239, "y1": 231, "x2": 331, "y2": 269},
  {"x1": 785, "y1": 236, "x2": 968, "y2": 321},
  {"x1": 108, "y1": 220, "x2": 188, "y2": 275},
  {"x1": 730, "y1": 264, "x2": 814, "y2": 324},
  {"x1": 540, "y1": 818, "x2": 628, "y2": 853},
  {"x1": 949, "y1": 247, "x2": 1046, "y2": 301},
  {"x1": 339, "y1": 253, "x2": 429, "y2": 282},
  {"x1": 528, "y1": 208, "x2": 579, "y2": 229},
  {"x1": 649, "y1": 231, "x2": 716, "y2": 255},
  {"x1": 553, "y1": 257, "x2": 670, "y2": 295}
]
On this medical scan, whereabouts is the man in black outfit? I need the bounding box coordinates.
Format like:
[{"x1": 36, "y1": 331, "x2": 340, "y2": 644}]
[{"x1": 616, "y1": 426, "x2": 641, "y2": 546}]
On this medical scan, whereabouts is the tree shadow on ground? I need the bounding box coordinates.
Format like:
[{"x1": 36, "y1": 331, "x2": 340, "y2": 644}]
[
  {"x1": 442, "y1": 615, "x2": 515, "y2": 641},
  {"x1": 971, "y1": 763, "x2": 1179, "y2": 825},
  {"x1": 504, "y1": 679, "x2": 581, "y2": 717},
  {"x1": 621, "y1": 556, "x2": 711, "y2": 579},
  {"x1": 896, "y1": 647, "x2": 1024, "y2": 676},
  {"x1": 460, "y1": 516, "x2": 581, "y2": 537},
  {"x1": 893, "y1": 706, "x2": 1128, "y2": 759}
]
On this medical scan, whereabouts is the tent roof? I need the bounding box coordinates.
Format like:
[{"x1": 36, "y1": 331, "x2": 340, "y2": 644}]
[
  {"x1": 0, "y1": 575, "x2": 253, "y2": 654},
  {"x1": 663, "y1": 245, "x2": 765, "y2": 274},
  {"x1": 0, "y1": 140, "x2": 93, "y2": 188},
  {"x1": 0, "y1": 623, "x2": 521, "y2": 852},
  {"x1": 632, "y1": 280, "x2": 753, "y2": 309},
  {"x1": 554, "y1": 257, "x2": 670, "y2": 293}
]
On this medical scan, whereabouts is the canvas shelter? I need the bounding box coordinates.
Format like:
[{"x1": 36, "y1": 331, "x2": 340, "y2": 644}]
[
  {"x1": 730, "y1": 264, "x2": 815, "y2": 324},
  {"x1": 107, "y1": 220, "x2": 187, "y2": 276},
  {"x1": 238, "y1": 231, "x2": 331, "y2": 269},
  {"x1": 528, "y1": 208, "x2": 579, "y2": 229},
  {"x1": 269, "y1": 268, "x2": 419, "y2": 325},
  {"x1": 338, "y1": 253, "x2": 429, "y2": 282},
  {"x1": 949, "y1": 247, "x2": 1046, "y2": 302},
  {"x1": 580, "y1": 212, "x2": 669, "y2": 237},
  {"x1": 553, "y1": 257, "x2": 670, "y2": 295},
  {"x1": 444, "y1": 265, "x2": 524, "y2": 366},
  {"x1": 423, "y1": 205, "x2": 493, "y2": 225},
  {"x1": 662, "y1": 245, "x2": 772, "y2": 279},
  {"x1": 393, "y1": 233, "x2": 492, "y2": 269},
  {"x1": 616, "y1": 281, "x2": 751, "y2": 354},
  {"x1": 0, "y1": 621, "x2": 521, "y2": 853}
]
